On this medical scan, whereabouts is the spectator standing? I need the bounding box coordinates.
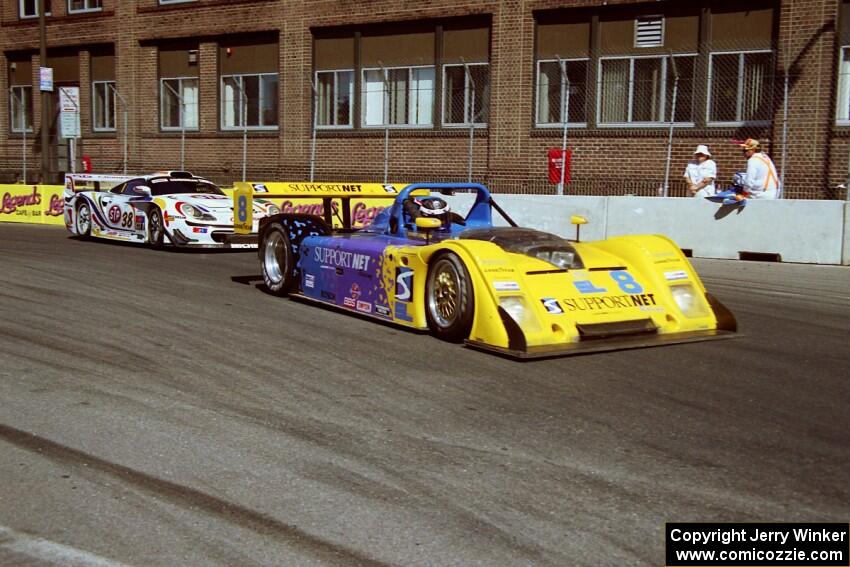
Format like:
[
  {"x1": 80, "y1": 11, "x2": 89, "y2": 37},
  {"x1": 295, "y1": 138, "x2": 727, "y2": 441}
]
[
  {"x1": 684, "y1": 145, "x2": 717, "y2": 198},
  {"x1": 738, "y1": 139, "x2": 780, "y2": 199}
]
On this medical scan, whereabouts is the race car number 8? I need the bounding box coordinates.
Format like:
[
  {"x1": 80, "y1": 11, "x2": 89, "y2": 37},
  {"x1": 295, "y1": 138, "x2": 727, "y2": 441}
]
[
  {"x1": 610, "y1": 270, "x2": 643, "y2": 294},
  {"x1": 237, "y1": 195, "x2": 248, "y2": 223}
]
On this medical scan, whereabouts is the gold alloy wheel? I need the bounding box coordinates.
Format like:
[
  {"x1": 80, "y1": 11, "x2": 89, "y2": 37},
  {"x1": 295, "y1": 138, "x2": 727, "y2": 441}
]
[{"x1": 429, "y1": 259, "x2": 461, "y2": 328}]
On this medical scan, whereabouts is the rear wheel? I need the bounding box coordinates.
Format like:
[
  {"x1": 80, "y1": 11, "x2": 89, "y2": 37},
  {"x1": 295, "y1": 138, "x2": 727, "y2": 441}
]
[
  {"x1": 75, "y1": 202, "x2": 92, "y2": 238},
  {"x1": 425, "y1": 252, "x2": 474, "y2": 342},
  {"x1": 261, "y1": 225, "x2": 294, "y2": 296},
  {"x1": 148, "y1": 208, "x2": 165, "y2": 249}
]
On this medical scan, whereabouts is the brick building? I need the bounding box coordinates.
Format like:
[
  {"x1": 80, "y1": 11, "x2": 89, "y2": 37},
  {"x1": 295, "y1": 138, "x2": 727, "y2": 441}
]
[{"x1": 0, "y1": 0, "x2": 847, "y2": 198}]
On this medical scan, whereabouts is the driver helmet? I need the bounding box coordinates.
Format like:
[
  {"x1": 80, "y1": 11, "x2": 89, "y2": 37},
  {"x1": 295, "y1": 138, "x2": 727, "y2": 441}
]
[
  {"x1": 414, "y1": 196, "x2": 450, "y2": 226},
  {"x1": 731, "y1": 171, "x2": 747, "y2": 189}
]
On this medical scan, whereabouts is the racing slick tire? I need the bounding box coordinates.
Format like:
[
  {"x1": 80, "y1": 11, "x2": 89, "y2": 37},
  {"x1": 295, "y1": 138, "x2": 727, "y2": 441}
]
[
  {"x1": 148, "y1": 208, "x2": 165, "y2": 250},
  {"x1": 425, "y1": 251, "x2": 475, "y2": 342},
  {"x1": 261, "y1": 224, "x2": 295, "y2": 296},
  {"x1": 75, "y1": 201, "x2": 92, "y2": 239}
]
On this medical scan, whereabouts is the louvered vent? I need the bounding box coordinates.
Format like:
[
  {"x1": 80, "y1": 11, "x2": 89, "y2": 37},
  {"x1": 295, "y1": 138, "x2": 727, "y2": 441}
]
[{"x1": 635, "y1": 16, "x2": 664, "y2": 48}]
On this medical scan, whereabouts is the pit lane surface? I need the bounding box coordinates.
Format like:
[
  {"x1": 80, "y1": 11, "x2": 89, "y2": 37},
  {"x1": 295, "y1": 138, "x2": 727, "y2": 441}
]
[{"x1": 0, "y1": 223, "x2": 848, "y2": 567}]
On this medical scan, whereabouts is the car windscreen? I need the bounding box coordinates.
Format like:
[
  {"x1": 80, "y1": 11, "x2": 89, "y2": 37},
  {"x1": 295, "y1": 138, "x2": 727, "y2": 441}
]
[{"x1": 148, "y1": 178, "x2": 223, "y2": 196}]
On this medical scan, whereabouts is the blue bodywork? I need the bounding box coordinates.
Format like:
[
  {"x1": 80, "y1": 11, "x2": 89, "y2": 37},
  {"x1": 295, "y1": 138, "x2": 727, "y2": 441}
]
[{"x1": 297, "y1": 183, "x2": 496, "y2": 318}]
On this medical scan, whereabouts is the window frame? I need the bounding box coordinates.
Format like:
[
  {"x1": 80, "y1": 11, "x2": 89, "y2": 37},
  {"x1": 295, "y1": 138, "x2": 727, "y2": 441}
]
[
  {"x1": 9, "y1": 85, "x2": 34, "y2": 133},
  {"x1": 441, "y1": 62, "x2": 489, "y2": 128},
  {"x1": 314, "y1": 68, "x2": 354, "y2": 130},
  {"x1": 360, "y1": 64, "x2": 436, "y2": 129},
  {"x1": 91, "y1": 80, "x2": 116, "y2": 132},
  {"x1": 596, "y1": 52, "x2": 697, "y2": 128},
  {"x1": 67, "y1": 0, "x2": 101, "y2": 14},
  {"x1": 706, "y1": 49, "x2": 773, "y2": 127},
  {"x1": 159, "y1": 76, "x2": 200, "y2": 132},
  {"x1": 219, "y1": 72, "x2": 279, "y2": 131},
  {"x1": 535, "y1": 57, "x2": 590, "y2": 129},
  {"x1": 19, "y1": 0, "x2": 50, "y2": 19}
]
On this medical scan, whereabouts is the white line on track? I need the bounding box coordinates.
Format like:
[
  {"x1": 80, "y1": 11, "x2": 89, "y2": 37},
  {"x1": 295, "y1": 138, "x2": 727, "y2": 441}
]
[{"x1": 0, "y1": 525, "x2": 132, "y2": 567}]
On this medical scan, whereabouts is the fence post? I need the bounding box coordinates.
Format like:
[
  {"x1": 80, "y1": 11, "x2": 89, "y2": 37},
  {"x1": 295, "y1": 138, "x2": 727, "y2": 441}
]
[
  {"x1": 109, "y1": 85, "x2": 129, "y2": 175},
  {"x1": 461, "y1": 59, "x2": 476, "y2": 183},
  {"x1": 663, "y1": 53, "x2": 679, "y2": 198},
  {"x1": 557, "y1": 56, "x2": 570, "y2": 196},
  {"x1": 779, "y1": 67, "x2": 789, "y2": 199},
  {"x1": 309, "y1": 77, "x2": 318, "y2": 182},
  {"x1": 377, "y1": 62, "x2": 391, "y2": 184}
]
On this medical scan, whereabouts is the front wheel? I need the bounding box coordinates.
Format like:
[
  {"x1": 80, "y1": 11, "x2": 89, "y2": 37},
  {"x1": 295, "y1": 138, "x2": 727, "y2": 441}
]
[
  {"x1": 261, "y1": 225, "x2": 294, "y2": 296},
  {"x1": 75, "y1": 202, "x2": 92, "y2": 238},
  {"x1": 425, "y1": 252, "x2": 475, "y2": 342},
  {"x1": 148, "y1": 208, "x2": 166, "y2": 249}
]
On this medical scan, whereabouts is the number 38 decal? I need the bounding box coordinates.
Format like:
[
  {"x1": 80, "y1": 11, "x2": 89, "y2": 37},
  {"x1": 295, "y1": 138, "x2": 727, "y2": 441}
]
[{"x1": 120, "y1": 211, "x2": 133, "y2": 228}]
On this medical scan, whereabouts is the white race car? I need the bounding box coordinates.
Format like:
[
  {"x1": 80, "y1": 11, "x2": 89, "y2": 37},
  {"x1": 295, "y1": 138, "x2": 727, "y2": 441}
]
[{"x1": 63, "y1": 171, "x2": 279, "y2": 248}]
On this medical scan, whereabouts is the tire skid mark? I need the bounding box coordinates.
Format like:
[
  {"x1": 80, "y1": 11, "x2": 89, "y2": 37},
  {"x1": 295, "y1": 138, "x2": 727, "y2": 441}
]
[{"x1": 0, "y1": 424, "x2": 388, "y2": 567}]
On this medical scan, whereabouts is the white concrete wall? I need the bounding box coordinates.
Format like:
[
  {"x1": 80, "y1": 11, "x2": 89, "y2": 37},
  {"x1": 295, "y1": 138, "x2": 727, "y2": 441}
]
[{"x1": 481, "y1": 195, "x2": 849, "y2": 265}]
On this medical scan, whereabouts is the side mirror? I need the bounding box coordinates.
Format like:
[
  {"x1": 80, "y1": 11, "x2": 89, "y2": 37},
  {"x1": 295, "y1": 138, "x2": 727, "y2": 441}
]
[
  {"x1": 415, "y1": 217, "x2": 441, "y2": 244},
  {"x1": 134, "y1": 186, "x2": 152, "y2": 197},
  {"x1": 570, "y1": 215, "x2": 588, "y2": 242}
]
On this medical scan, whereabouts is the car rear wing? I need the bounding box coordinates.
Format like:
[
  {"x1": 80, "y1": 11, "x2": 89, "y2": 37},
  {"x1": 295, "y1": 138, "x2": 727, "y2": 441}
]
[
  {"x1": 64, "y1": 173, "x2": 136, "y2": 193},
  {"x1": 232, "y1": 181, "x2": 414, "y2": 233}
]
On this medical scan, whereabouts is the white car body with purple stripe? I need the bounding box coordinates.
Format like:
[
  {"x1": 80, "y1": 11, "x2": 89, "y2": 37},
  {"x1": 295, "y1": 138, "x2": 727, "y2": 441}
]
[{"x1": 63, "y1": 171, "x2": 279, "y2": 249}]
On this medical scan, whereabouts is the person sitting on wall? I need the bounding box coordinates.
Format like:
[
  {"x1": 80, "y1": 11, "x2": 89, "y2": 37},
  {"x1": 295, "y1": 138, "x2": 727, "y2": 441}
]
[
  {"x1": 684, "y1": 144, "x2": 717, "y2": 198},
  {"x1": 736, "y1": 138, "x2": 780, "y2": 200}
]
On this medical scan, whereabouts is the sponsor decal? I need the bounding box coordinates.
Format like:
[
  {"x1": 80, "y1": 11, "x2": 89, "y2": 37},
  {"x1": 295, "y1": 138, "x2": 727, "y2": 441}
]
[
  {"x1": 383, "y1": 184, "x2": 397, "y2": 194},
  {"x1": 350, "y1": 283, "x2": 361, "y2": 300},
  {"x1": 494, "y1": 281, "x2": 521, "y2": 292},
  {"x1": 252, "y1": 183, "x2": 268, "y2": 192},
  {"x1": 356, "y1": 300, "x2": 372, "y2": 313},
  {"x1": 574, "y1": 280, "x2": 607, "y2": 294},
  {"x1": 305, "y1": 274, "x2": 315, "y2": 289},
  {"x1": 484, "y1": 267, "x2": 516, "y2": 273},
  {"x1": 108, "y1": 205, "x2": 121, "y2": 224},
  {"x1": 562, "y1": 293, "x2": 657, "y2": 312},
  {"x1": 541, "y1": 298, "x2": 564, "y2": 314},
  {"x1": 314, "y1": 246, "x2": 370, "y2": 271},
  {"x1": 279, "y1": 200, "x2": 325, "y2": 216},
  {"x1": 191, "y1": 226, "x2": 208, "y2": 233},
  {"x1": 343, "y1": 297, "x2": 356, "y2": 308},
  {"x1": 375, "y1": 304, "x2": 391, "y2": 317},
  {"x1": 284, "y1": 183, "x2": 362, "y2": 193},
  {"x1": 320, "y1": 290, "x2": 335, "y2": 300},
  {"x1": 664, "y1": 270, "x2": 688, "y2": 281},
  {"x1": 135, "y1": 215, "x2": 146, "y2": 230},
  {"x1": 395, "y1": 267, "x2": 413, "y2": 301}
]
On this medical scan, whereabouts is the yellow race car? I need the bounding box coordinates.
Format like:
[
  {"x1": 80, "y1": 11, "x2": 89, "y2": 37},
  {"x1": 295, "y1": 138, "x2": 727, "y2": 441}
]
[{"x1": 231, "y1": 182, "x2": 736, "y2": 358}]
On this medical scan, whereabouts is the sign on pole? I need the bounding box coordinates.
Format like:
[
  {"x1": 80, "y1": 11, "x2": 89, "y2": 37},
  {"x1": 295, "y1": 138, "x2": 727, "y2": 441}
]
[
  {"x1": 39, "y1": 67, "x2": 53, "y2": 92},
  {"x1": 59, "y1": 86, "x2": 80, "y2": 139}
]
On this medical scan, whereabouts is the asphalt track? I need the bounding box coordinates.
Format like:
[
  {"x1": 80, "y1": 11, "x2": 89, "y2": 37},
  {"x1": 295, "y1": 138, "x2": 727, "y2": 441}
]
[{"x1": 0, "y1": 223, "x2": 848, "y2": 567}]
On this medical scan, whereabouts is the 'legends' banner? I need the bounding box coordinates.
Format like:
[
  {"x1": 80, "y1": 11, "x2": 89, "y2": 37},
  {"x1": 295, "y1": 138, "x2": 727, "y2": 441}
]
[{"x1": 0, "y1": 185, "x2": 65, "y2": 225}]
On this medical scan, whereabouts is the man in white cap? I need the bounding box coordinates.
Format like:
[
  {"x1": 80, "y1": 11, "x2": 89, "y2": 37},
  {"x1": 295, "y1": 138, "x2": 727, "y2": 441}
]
[{"x1": 683, "y1": 145, "x2": 717, "y2": 198}]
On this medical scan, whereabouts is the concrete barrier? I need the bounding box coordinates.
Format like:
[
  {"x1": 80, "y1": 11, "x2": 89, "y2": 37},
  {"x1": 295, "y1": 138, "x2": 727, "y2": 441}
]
[{"x1": 843, "y1": 203, "x2": 850, "y2": 266}]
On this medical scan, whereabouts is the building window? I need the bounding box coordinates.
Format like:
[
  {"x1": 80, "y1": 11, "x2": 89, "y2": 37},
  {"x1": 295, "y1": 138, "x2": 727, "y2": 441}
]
[
  {"x1": 708, "y1": 51, "x2": 773, "y2": 125},
  {"x1": 68, "y1": 0, "x2": 101, "y2": 13},
  {"x1": 362, "y1": 66, "x2": 434, "y2": 127},
  {"x1": 9, "y1": 86, "x2": 33, "y2": 132},
  {"x1": 536, "y1": 59, "x2": 588, "y2": 127},
  {"x1": 442, "y1": 63, "x2": 489, "y2": 127},
  {"x1": 221, "y1": 73, "x2": 278, "y2": 130},
  {"x1": 92, "y1": 81, "x2": 115, "y2": 131},
  {"x1": 19, "y1": 0, "x2": 50, "y2": 18},
  {"x1": 315, "y1": 70, "x2": 353, "y2": 128},
  {"x1": 598, "y1": 55, "x2": 695, "y2": 125},
  {"x1": 160, "y1": 77, "x2": 198, "y2": 130}
]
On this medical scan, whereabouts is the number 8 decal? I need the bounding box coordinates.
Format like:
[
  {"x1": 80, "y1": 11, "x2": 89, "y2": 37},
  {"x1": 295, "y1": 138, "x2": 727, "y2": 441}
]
[
  {"x1": 610, "y1": 270, "x2": 643, "y2": 294},
  {"x1": 237, "y1": 195, "x2": 248, "y2": 223}
]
